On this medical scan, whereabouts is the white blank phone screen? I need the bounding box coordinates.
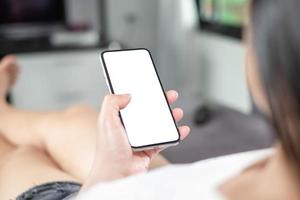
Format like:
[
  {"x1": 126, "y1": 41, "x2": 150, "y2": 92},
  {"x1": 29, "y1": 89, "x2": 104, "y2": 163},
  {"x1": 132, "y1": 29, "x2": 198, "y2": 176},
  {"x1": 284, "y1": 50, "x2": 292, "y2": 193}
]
[{"x1": 102, "y1": 49, "x2": 179, "y2": 148}]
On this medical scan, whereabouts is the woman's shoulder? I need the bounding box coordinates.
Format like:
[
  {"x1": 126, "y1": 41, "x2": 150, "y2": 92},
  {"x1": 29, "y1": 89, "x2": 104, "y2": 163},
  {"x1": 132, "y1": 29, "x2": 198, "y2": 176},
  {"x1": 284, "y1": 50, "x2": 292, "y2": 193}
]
[
  {"x1": 190, "y1": 148, "x2": 274, "y2": 171},
  {"x1": 78, "y1": 149, "x2": 273, "y2": 200},
  {"x1": 184, "y1": 148, "x2": 274, "y2": 182}
]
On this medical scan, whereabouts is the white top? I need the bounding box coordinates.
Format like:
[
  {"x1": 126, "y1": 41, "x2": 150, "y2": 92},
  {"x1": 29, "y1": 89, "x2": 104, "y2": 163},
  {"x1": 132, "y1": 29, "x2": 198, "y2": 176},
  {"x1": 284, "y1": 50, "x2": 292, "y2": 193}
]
[{"x1": 78, "y1": 149, "x2": 272, "y2": 200}]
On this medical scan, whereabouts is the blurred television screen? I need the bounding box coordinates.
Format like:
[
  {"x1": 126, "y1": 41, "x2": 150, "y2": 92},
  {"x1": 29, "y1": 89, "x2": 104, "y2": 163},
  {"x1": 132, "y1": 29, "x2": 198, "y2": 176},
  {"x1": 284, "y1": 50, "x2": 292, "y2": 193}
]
[
  {"x1": 195, "y1": 0, "x2": 247, "y2": 38},
  {"x1": 0, "y1": 0, "x2": 65, "y2": 25},
  {"x1": 200, "y1": 0, "x2": 247, "y2": 27}
]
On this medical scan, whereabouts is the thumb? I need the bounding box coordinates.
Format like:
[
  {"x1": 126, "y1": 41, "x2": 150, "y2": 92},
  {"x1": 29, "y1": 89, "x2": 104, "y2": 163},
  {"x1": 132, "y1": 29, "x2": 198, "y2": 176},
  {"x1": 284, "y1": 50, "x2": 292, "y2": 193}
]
[
  {"x1": 117, "y1": 94, "x2": 132, "y2": 109},
  {"x1": 101, "y1": 94, "x2": 131, "y2": 116}
]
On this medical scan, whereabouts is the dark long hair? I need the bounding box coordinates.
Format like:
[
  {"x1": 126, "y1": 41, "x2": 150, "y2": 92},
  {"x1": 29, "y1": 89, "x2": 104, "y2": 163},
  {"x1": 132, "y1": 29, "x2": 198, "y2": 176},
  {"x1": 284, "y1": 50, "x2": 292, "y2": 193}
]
[{"x1": 251, "y1": 0, "x2": 300, "y2": 170}]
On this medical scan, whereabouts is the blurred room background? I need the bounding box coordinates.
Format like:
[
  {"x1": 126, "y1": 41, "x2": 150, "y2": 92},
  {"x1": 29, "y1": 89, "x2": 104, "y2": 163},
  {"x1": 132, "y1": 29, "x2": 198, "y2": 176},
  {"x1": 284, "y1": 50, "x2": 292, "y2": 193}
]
[{"x1": 0, "y1": 0, "x2": 274, "y2": 163}]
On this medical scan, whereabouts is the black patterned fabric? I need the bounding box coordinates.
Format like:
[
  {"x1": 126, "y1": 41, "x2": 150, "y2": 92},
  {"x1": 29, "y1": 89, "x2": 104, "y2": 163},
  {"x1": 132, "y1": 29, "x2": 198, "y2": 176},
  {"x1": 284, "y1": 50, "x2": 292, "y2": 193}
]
[{"x1": 16, "y1": 182, "x2": 81, "y2": 200}]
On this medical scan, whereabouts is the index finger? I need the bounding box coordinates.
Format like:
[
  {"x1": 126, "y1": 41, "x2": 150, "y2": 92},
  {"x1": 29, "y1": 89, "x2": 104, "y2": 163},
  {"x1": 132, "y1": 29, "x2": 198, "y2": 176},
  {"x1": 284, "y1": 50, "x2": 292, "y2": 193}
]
[{"x1": 166, "y1": 90, "x2": 178, "y2": 105}]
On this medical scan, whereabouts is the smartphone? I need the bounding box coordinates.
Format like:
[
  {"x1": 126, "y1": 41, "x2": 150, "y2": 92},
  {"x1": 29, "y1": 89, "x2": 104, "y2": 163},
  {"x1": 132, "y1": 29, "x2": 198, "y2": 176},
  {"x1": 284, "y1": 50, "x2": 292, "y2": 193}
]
[{"x1": 100, "y1": 48, "x2": 180, "y2": 150}]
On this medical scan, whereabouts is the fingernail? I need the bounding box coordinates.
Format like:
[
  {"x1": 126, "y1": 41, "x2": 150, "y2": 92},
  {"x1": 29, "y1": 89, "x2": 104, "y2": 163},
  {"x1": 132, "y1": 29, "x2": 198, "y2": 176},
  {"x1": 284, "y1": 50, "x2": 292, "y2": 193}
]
[
  {"x1": 172, "y1": 90, "x2": 179, "y2": 98},
  {"x1": 186, "y1": 126, "x2": 191, "y2": 132},
  {"x1": 122, "y1": 94, "x2": 131, "y2": 99}
]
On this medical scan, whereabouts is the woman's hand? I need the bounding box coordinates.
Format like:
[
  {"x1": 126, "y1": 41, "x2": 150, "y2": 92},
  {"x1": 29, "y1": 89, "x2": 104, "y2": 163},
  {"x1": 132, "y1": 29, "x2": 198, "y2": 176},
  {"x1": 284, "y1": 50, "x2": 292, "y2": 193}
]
[{"x1": 81, "y1": 90, "x2": 190, "y2": 190}]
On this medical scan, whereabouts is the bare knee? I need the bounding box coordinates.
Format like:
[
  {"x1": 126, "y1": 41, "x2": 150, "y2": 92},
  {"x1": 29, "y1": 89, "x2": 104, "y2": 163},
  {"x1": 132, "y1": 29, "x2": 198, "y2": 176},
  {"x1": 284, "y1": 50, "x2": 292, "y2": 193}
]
[
  {"x1": 64, "y1": 105, "x2": 97, "y2": 118},
  {"x1": 65, "y1": 104, "x2": 95, "y2": 114},
  {"x1": 40, "y1": 104, "x2": 97, "y2": 132},
  {"x1": 38, "y1": 104, "x2": 98, "y2": 147}
]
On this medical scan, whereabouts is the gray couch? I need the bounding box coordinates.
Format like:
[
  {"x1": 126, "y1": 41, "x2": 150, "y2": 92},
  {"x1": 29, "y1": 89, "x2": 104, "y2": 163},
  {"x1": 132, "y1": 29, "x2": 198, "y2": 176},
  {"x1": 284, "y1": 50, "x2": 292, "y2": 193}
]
[{"x1": 163, "y1": 106, "x2": 274, "y2": 163}]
